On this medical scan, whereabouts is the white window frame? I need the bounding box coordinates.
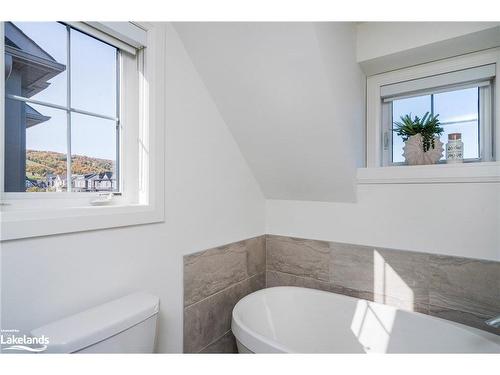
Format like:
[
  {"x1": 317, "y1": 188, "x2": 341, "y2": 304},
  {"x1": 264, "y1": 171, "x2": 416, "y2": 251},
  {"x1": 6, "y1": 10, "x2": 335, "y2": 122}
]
[
  {"x1": 0, "y1": 22, "x2": 165, "y2": 240},
  {"x1": 357, "y1": 48, "x2": 500, "y2": 184},
  {"x1": 367, "y1": 48, "x2": 500, "y2": 167}
]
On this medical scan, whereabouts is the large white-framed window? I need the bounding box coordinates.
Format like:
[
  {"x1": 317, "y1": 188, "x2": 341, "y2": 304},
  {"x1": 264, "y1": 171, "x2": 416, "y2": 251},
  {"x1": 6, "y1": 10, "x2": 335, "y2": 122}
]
[
  {"x1": 360, "y1": 48, "x2": 500, "y2": 184},
  {"x1": 4, "y1": 22, "x2": 122, "y2": 194},
  {"x1": 0, "y1": 22, "x2": 165, "y2": 240}
]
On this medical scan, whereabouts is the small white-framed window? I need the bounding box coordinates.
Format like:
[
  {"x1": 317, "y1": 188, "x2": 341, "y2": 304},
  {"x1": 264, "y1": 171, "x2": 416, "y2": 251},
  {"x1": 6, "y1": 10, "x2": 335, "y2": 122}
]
[
  {"x1": 380, "y1": 66, "x2": 494, "y2": 166},
  {"x1": 0, "y1": 22, "x2": 166, "y2": 240},
  {"x1": 366, "y1": 48, "x2": 500, "y2": 169}
]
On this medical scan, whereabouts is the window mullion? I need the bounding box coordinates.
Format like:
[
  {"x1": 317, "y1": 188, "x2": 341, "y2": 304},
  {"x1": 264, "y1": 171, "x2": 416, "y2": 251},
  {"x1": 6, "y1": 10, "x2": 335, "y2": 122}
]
[
  {"x1": 116, "y1": 50, "x2": 121, "y2": 193},
  {"x1": 381, "y1": 102, "x2": 392, "y2": 166},
  {"x1": 479, "y1": 85, "x2": 493, "y2": 162},
  {"x1": 66, "y1": 25, "x2": 72, "y2": 192}
]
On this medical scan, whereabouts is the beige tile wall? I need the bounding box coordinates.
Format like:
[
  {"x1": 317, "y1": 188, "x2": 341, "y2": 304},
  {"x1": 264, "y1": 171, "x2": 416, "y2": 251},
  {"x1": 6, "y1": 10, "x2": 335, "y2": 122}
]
[
  {"x1": 184, "y1": 234, "x2": 500, "y2": 353},
  {"x1": 183, "y1": 236, "x2": 265, "y2": 353},
  {"x1": 266, "y1": 235, "x2": 500, "y2": 335}
]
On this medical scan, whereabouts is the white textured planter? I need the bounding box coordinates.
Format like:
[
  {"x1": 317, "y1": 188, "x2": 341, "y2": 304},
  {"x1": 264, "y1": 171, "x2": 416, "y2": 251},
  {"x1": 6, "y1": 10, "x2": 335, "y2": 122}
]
[{"x1": 402, "y1": 134, "x2": 443, "y2": 165}]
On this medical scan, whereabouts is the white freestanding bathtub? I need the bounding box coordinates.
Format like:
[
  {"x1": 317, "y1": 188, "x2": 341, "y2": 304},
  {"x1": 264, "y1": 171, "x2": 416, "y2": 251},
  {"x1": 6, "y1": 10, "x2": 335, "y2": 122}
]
[{"x1": 231, "y1": 286, "x2": 500, "y2": 353}]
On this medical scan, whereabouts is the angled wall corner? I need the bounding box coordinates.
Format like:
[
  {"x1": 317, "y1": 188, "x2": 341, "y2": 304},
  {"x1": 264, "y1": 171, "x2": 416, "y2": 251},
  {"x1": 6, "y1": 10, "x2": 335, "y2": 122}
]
[
  {"x1": 174, "y1": 22, "x2": 366, "y2": 203},
  {"x1": 357, "y1": 22, "x2": 500, "y2": 75}
]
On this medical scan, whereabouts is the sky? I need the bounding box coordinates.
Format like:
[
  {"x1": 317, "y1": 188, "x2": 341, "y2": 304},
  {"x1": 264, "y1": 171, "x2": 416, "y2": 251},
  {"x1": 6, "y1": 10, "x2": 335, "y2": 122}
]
[{"x1": 9, "y1": 22, "x2": 117, "y2": 161}]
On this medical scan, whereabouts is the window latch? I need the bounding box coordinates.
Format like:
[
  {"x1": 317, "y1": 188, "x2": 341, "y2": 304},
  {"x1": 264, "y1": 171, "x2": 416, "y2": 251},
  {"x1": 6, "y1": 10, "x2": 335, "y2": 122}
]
[{"x1": 383, "y1": 131, "x2": 390, "y2": 150}]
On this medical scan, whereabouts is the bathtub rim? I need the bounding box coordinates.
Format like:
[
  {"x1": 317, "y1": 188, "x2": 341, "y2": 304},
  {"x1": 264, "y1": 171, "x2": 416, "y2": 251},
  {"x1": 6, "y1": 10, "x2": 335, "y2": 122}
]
[
  {"x1": 232, "y1": 286, "x2": 365, "y2": 353},
  {"x1": 232, "y1": 298, "x2": 289, "y2": 353},
  {"x1": 231, "y1": 286, "x2": 500, "y2": 354}
]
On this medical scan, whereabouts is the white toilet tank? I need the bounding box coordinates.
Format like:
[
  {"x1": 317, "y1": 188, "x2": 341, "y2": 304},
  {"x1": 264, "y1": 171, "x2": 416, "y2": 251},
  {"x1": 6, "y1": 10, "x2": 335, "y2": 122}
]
[{"x1": 30, "y1": 292, "x2": 159, "y2": 353}]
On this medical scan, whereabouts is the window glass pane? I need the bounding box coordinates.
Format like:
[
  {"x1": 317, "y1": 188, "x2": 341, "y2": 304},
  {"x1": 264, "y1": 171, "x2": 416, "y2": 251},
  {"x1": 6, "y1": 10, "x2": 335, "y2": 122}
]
[
  {"x1": 4, "y1": 100, "x2": 67, "y2": 192},
  {"x1": 439, "y1": 121, "x2": 479, "y2": 160},
  {"x1": 71, "y1": 113, "x2": 117, "y2": 192},
  {"x1": 434, "y1": 87, "x2": 478, "y2": 123},
  {"x1": 70, "y1": 28, "x2": 117, "y2": 118},
  {"x1": 391, "y1": 88, "x2": 482, "y2": 163},
  {"x1": 5, "y1": 22, "x2": 67, "y2": 106},
  {"x1": 392, "y1": 135, "x2": 406, "y2": 163},
  {"x1": 392, "y1": 95, "x2": 431, "y2": 163},
  {"x1": 434, "y1": 87, "x2": 479, "y2": 160}
]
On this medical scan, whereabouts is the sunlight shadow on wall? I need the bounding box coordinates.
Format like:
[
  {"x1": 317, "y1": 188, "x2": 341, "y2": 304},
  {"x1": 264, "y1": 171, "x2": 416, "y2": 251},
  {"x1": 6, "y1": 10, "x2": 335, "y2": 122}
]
[{"x1": 373, "y1": 250, "x2": 414, "y2": 311}]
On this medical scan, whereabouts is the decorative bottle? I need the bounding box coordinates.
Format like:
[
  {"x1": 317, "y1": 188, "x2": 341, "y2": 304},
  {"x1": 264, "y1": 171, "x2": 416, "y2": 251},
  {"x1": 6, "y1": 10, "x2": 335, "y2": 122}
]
[{"x1": 446, "y1": 133, "x2": 464, "y2": 163}]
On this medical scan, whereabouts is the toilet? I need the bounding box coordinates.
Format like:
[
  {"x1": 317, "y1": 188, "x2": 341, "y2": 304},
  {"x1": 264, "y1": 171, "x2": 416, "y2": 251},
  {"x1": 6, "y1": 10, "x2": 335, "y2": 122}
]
[{"x1": 30, "y1": 292, "x2": 159, "y2": 353}]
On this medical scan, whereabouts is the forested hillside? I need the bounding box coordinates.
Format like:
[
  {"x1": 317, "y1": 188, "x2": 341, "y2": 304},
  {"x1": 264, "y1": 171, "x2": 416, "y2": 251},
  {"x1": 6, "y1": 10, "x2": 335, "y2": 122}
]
[{"x1": 26, "y1": 150, "x2": 113, "y2": 178}]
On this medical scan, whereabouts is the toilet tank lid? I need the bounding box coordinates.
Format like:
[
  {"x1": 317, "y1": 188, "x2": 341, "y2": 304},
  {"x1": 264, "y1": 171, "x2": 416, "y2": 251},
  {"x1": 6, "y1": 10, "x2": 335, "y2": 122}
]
[{"x1": 30, "y1": 292, "x2": 159, "y2": 353}]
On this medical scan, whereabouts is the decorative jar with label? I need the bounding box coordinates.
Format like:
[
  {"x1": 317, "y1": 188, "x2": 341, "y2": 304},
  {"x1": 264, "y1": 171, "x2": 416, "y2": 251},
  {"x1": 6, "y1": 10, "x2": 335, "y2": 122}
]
[{"x1": 446, "y1": 133, "x2": 464, "y2": 163}]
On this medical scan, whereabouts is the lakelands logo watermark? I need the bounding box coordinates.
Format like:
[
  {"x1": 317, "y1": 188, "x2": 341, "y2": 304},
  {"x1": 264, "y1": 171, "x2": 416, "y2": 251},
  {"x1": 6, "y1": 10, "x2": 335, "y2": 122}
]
[{"x1": 1, "y1": 329, "x2": 49, "y2": 353}]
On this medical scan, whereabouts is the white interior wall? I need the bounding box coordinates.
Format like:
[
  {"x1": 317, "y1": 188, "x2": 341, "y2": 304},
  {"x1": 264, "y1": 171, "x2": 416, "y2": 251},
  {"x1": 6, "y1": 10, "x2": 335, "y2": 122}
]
[
  {"x1": 356, "y1": 22, "x2": 500, "y2": 75},
  {"x1": 266, "y1": 22, "x2": 500, "y2": 262},
  {"x1": 356, "y1": 22, "x2": 500, "y2": 62},
  {"x1": 174, "y1": 22, "x2": 365, "y2": 202},
  {"x1": 0, "y1": 23, "x2": 265, "y2": 353},
  {"x1": 266, "y1": 181, "x2": 500, "y2": 261}
]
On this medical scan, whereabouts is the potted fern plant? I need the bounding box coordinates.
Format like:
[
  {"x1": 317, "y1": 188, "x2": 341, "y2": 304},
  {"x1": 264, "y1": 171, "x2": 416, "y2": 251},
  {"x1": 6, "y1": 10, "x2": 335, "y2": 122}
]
[{"x1": 393, "y1": 112, "x2": 444, "y2": 165}]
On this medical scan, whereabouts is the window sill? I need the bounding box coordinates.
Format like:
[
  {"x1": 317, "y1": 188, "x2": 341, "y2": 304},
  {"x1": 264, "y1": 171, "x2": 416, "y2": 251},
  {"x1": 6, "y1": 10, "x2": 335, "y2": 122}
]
[
  {"x1": 0, "y1": 202, "x2": 164, "y2": 241},
  {"x1": 357, "y1": 161, "x2": 500, "y2": 185}
]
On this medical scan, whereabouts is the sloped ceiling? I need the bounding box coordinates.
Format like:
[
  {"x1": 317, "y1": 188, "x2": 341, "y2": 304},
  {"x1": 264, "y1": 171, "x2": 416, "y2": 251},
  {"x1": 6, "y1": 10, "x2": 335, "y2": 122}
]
[{"x1": 174, "y1": 23, "x2": 365, "y2": 202}]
